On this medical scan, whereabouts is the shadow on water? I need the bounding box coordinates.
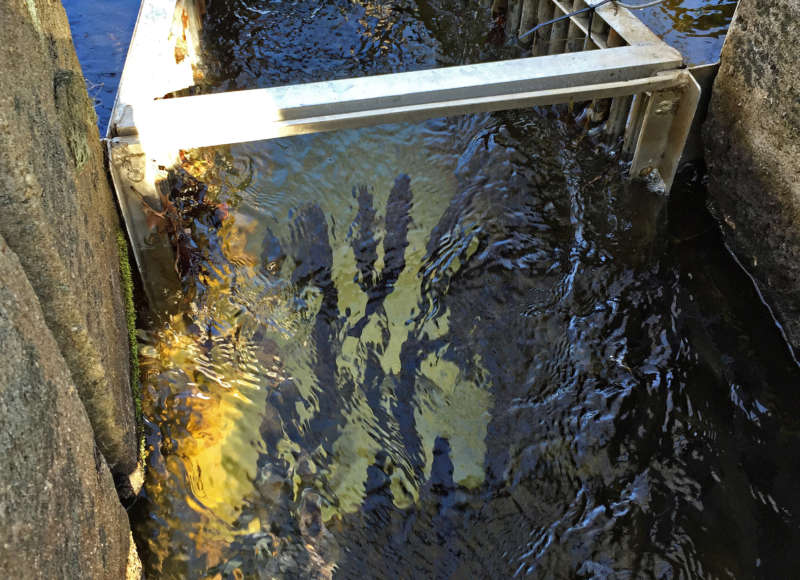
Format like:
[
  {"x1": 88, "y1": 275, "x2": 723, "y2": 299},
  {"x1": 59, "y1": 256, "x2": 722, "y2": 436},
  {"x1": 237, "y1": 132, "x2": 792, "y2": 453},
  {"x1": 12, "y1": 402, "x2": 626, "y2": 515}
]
[
  {"x1": 131, "y1": 121, "x2": 800, "y2": 578},
  {"x1": 110, "y1": 1, "x2": 800, "y2": 578}
]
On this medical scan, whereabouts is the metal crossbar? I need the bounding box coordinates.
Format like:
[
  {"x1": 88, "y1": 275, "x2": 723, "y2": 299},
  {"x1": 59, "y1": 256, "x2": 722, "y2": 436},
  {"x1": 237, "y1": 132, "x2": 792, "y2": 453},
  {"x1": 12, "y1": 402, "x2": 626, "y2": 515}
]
[
  {"x1": 116, "y1": 45, "x2": 682, "y2": 148},
  {"x1": 107, "y1": 0, "x2": 700, "y2": 301}
]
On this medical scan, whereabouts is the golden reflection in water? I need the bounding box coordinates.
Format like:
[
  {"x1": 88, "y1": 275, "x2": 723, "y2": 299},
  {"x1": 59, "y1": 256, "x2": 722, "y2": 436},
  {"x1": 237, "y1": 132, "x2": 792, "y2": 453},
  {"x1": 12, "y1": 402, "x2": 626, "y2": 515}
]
[
  {"x1": 139, "y1": 257, "x2": 266, "y2": 571},
  {"x1": 138, "y1": 127, "x2": 496, "y2": 575},
  {"x1": 357, "y1": 1, "x2": 397, "y2": 54}
]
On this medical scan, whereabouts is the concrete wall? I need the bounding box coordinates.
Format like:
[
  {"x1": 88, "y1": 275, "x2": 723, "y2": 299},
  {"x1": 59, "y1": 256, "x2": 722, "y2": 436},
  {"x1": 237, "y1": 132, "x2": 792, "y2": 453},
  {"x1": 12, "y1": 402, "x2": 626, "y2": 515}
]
[
  {"x1": 704, "y1": 0, "x2": 800, "y2": 351},
  {"x1": 0, "y1": 0, "x2": 141, "y2": 575}
]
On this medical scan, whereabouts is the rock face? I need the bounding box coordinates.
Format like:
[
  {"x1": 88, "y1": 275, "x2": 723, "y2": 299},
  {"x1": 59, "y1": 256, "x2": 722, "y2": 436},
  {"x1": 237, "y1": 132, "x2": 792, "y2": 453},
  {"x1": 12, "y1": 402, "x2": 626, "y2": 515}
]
[
  {"x1": 704, "y1": 0, "x2": 800, "y2": 351},
  {"x1": 0, "y1": 234, "x2": 131, "y2": 578},
  {"x1": 0, "y1": 0, "x2": 141, "y2": 574},
  {"x1": 0, "y1": 0, "x2": 137, "y2": 473}
]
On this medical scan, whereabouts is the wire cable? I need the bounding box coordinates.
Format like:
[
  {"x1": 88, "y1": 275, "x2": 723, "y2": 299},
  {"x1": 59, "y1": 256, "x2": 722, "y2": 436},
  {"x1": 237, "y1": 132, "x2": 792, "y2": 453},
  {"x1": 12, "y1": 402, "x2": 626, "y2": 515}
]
[
  {"x1": 519, "y1": 0, "x2": 613, "y2": 41},
  {"x1": 616, "y1": 0, "x2": 667, "y2": 8},
  {"x1": 519, "y1": 0, "x2": 668, "y2": 41}
]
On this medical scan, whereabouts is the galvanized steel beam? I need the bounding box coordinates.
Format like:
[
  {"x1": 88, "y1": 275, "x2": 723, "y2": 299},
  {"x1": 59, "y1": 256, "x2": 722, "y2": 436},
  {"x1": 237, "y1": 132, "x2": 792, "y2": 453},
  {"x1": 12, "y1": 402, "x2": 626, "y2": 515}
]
[{"x1": 114, "y1": 44, "x2": 682, "y2": 149}]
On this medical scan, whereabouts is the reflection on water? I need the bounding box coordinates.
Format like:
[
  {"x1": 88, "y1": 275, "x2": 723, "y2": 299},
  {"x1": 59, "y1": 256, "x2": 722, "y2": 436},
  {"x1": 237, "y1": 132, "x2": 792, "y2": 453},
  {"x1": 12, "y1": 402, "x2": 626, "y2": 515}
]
[
  {"x1": 129, "y1": 1, "x2": 800, "y2": 578},
  {"x1": 198, "y1": 0, "x2": 522, "y2": 92},
  {"x1": 133, "y1": 112, "x2": 800, "y2": 578},
  {"x1": 635, "y1": 0, "x2": 737, "y2": 64},
  {"x1": 62, "y1": 0, "x2": 139, "y2": 129}
]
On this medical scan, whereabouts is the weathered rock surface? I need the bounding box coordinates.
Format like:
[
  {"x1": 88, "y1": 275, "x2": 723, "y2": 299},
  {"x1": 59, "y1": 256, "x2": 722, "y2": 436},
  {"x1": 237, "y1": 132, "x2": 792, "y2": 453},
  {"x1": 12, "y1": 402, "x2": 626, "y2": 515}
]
[
  {"x1": 0, "y1": 234, "x2": 131, "y2": 579},
  {"x1": 704, "y1": 0, "x2": 800, "y2": 351},
  {"x1": 0, "y1": 0, "x2": 137, "y2": 473}
]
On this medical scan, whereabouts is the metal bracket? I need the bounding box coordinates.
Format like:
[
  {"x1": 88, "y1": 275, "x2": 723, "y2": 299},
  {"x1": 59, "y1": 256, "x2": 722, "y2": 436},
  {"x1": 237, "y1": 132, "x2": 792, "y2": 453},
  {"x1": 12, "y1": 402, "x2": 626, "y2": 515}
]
[{"x1": 629, "y1": 70, "x2": 702, "y2": 192}]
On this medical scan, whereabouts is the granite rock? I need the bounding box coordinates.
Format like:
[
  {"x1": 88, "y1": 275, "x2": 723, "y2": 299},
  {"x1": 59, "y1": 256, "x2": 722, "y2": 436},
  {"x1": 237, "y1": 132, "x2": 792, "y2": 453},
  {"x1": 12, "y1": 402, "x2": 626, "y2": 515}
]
[
  {"x1": 0, "y1": 234, "x2": 131, "y2": 579},
  {"x1": 0, "y1": 0, "x2": 137, "y2": 473},
  {"x1": 704, "y1": 0, "x2": 800, "y2": 351}
]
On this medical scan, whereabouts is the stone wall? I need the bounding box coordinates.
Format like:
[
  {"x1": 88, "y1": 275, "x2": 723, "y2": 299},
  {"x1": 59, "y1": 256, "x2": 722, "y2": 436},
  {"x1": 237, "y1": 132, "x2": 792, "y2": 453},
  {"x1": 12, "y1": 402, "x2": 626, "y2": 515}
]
[
  {"x1": 704, "y1": 0, "x2": 800, "y2": 351},
  {"x1": 0, "y1": 0, "x2": 141, "y2": 575},
  {"x1": 0, "y1": 235, "x2": 131, "y2": 578},
  {"x1": 0, "y1": 0, "x2": 138, "y2": 474}
]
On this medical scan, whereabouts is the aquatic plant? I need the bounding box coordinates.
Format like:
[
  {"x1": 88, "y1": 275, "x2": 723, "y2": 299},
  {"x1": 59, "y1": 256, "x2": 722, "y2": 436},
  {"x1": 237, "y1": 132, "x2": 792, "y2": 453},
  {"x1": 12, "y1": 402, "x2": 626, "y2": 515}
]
[{"x1": 116, "y1": 229, "x2": 143, "y2": 454}]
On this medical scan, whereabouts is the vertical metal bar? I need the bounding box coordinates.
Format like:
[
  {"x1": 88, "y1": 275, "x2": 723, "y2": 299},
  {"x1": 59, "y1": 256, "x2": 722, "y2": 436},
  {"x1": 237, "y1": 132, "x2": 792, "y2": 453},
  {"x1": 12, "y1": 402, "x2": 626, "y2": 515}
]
[
  {"x1": 629, "y1": 74, "x2": 700, "y2": 192},
  {"x1": 605, "y1": 94, "x2": 633, "y2": 138},
  {"x1": 623, "y1": 92, "x2": 649, "y2": 155},
  {"x1": 507, "y1": 0, "x2": 524, "y2": 40},
  {"x1": 601, "y1": 24, "x2": 627, "y2": 136},
  {"x1": 658, "y1": 72, "x2": 702, "y2": 191},
  {"x1": 583, "y1": 5, "x2": 606, "y2": 50},
  {"x1": 582, "y1": 6, "x2": 592, "y2": 50},
  {"x1": 549, "y1": 2, "x2": 570, "y2": 54},
  {"x1": 566, "y1": 0, "x2": 584, "y2": 52},
  {"x1": 519, "y1": 0, "x2": 539, "y2": 47},
  {"x1": 583, "y1": 4, "x2": 605, "y2": 120},
  {"x1": 630, "y1": 87, "x2": 681, "y2": 182},
  {"x1": 534, "y1": 0, "x2": 555, "y2": 56}
]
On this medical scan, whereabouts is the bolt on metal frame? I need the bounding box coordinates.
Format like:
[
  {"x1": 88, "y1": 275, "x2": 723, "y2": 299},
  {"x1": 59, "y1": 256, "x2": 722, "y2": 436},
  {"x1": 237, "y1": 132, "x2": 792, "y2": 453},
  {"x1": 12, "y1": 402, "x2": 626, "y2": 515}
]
[{"x1": 107, "y1": 0, "x2": 700, "y2": 303}]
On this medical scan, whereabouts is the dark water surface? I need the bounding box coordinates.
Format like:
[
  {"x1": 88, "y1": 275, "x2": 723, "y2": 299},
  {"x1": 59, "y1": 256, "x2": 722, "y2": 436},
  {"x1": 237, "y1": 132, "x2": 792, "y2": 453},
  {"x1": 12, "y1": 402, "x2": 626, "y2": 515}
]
[
  {"x1": 136, "y1": 125, "x2": 800, "y2": 578},
  {"x1": 61, "y1": 1, "x2": 800, "y2": 579},
  {"x1": 197, "y1": 0, "x2": 520, "y2": 91}
]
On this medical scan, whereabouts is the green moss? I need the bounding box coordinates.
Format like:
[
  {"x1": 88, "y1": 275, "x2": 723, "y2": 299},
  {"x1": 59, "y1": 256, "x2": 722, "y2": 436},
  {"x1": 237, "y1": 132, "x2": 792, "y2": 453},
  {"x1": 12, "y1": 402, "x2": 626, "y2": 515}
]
[{"x1": 116, "y1": 230, "x2": 144, "y2": 459}]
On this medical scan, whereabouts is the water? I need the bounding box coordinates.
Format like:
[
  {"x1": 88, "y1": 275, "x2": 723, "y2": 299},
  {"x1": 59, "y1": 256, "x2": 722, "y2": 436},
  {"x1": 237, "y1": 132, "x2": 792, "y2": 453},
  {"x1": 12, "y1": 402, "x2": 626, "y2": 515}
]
[
  {"x1": 62, "y1": 0, "x2": 140, "y2": 131},
  {"x1": 636, "y1": 0, "x2": 738, "y2": 66},
  {"x1": 132, "y1": 126, "x2": 800, "y2": 576},
  {"x1": 61, "y1": 1, "x2": 800, "y2": 578},
  {"x1": 197, "y1": 0, "x2": 522, "y2": 91}
]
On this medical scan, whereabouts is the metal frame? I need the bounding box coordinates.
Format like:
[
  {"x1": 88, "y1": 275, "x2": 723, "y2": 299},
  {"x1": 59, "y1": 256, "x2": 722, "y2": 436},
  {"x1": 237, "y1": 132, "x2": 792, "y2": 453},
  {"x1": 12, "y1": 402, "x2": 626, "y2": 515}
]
[
  {"x1": 114, "y1": 45, "x2": 683, "y2": 148},
  {"x1": 107, "y1": 0, "x2": 700, "y2": 303},
  {"x1": 108, "y1": 0, "x2": 698, "y2": 175}
]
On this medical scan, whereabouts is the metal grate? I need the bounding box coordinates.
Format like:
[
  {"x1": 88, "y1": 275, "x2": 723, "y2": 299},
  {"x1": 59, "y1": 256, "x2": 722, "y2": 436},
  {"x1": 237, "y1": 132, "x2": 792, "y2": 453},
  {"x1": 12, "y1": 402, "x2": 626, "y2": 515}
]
[{"x1": 106, "y1": 0, "x2": 700, "y2": 301}]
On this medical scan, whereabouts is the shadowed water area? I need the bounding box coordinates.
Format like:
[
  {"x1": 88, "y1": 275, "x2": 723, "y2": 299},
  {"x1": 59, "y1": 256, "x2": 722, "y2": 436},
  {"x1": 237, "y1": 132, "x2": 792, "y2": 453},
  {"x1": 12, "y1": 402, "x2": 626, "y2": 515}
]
[{"x1": 60, "y1": 0, "x2": 800, "y2": 577}]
